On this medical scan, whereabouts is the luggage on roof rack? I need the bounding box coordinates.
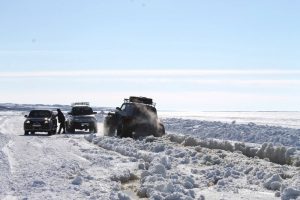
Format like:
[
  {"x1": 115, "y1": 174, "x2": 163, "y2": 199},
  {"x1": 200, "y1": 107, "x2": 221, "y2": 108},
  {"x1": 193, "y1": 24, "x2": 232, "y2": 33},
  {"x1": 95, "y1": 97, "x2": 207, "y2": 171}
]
[
  {"x1": 125, "y1": 96, "x2": 154, "y2": 105},
  {"x1": 71, "y1": 102, "x2": 90, "y2": 107}
]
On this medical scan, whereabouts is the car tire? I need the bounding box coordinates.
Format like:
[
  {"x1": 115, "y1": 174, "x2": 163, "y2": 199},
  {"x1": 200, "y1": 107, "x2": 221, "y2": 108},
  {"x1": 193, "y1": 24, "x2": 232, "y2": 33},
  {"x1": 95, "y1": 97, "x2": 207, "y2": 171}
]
[
  {"x1": 120, "y1": 124, "x2": 132, "y2": 138},
  {"x1": 105, "y1": 126, "x2": 116, "y2": 136},
  {"x1": 159, "y1": 124, "x2": 165, "y2": 136},
  {"x1": 24, "y1": 131, "x2": 29, "y2": 135},
  {"x1": 93, "y1": 125, "x2": 98, "y2": 133},
  {"x1": 69, "y1": 127, "x2": 75, "y2": 134}
]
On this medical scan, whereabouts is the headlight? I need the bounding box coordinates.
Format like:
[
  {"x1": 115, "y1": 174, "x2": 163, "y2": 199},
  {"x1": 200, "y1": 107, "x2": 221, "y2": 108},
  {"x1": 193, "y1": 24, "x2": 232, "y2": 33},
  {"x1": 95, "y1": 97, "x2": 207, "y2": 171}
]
[
  {"x1": 44, "y1": 118, "x2": 49, "y2": 123},
  {"x1": 25, "y1": 120, "x2": 31, "y2": 124}
]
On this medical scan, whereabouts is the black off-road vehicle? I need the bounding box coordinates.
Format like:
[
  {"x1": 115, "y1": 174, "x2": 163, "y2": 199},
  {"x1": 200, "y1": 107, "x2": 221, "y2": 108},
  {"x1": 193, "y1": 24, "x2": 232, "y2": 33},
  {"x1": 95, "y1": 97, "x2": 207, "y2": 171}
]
[
  {"x1": 24, "y1": 110, "x2": 57, "y2": 135},
  {"x1": 66, "y1": 102, "x2": 98, "y2": 133},
  {"x1": 104, "y1": 96, "x2": 165, "y2": 138}
]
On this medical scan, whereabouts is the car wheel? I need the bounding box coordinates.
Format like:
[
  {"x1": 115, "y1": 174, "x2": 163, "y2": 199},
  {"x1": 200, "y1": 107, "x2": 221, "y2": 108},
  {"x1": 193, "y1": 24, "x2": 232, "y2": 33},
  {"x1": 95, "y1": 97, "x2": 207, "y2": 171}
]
[
  {"x1": 24, "y1": 131, "x2": 29, "y2": 135},
  {"x1": 93, "y1": 125, "x2": 98, "y2": 133},
  {"x1": 69, "y1": 127, "x2": 75, "y2": 134},
  {"x1": 117, "y1": 125, "x2": 122, "y2": 137},
  {"x1": 105, "y1": 126, "x2": 116, "y2": 136},
  {"x1": 48, "y1": 131, "x2": 52, "y2": 136},
  {"x1": 31, "y1": 131, "x2": 35, "y2": 135},
  {"x1": 120, "y1": 124, "x2": 132, "y2": 138},
  {"x1": 155, "y1": 123, "x2": 165, "y2": 137}
]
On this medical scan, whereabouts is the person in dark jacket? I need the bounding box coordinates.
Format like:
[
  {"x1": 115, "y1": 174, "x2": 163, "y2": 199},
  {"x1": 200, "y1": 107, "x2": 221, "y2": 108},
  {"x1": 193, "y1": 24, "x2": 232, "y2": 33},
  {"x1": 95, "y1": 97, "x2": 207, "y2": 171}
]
[{"x1": 57, "y1": 109, "x2": 66, "y2": 134}]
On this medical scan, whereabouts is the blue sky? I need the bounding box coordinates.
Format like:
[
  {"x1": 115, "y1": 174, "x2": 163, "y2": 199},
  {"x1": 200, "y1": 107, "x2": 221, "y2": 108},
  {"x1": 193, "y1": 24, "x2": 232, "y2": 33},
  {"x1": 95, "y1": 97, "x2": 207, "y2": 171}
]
[{"x1": 0, "y1": 0, "x2": 300, "y2": 111}]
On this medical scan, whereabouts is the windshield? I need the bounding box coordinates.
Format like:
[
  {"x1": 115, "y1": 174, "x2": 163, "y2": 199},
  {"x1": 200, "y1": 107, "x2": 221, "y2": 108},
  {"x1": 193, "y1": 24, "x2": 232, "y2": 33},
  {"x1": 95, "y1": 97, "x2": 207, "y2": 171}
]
[
  {"x1": 71, "y1": 107, "x2": 93, "y2": 115},
  {"x1": 120, "y1": 103, "x2": 157, "y2": 116},
  {"x1": 29, "y1": 110, "x2": 51, "y2": 118}
]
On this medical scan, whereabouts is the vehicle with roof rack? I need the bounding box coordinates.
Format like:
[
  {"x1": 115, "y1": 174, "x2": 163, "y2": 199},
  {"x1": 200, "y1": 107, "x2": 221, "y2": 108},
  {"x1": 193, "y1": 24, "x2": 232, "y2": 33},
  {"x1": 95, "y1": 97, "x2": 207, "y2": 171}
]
[
  {"x1": 66, "y1": 102, "x2": 98, "y2": 133},
  {"x1": 24, "y1": 110, "x2": 57, "y2": 135},
  {"x1": 104, "y1": 96, "x2": 165, "y2": 138}
]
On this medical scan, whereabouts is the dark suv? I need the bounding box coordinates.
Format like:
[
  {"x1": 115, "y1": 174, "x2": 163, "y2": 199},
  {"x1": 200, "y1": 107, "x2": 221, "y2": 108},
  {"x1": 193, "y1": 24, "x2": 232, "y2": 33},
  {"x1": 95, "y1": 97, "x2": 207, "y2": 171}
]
[
  {"x1": 104, "y1": 96, "x2": 165, "y2": 138},
  {"x1": 24, "y1": 110, "x2": 57, "y2": 135},
  {"x1": 66, "y1": 103, "x2": 98, "y2": 133}
]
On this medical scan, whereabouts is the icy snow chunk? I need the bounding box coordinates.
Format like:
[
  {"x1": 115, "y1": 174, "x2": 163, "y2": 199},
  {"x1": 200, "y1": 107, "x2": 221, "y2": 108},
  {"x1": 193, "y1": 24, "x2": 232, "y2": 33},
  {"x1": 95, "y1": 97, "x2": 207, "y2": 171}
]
[
  {"x1": 149, "y1": 164, "x2": 167, "y2": 178},
  {"x1": 270, "y1": 181, "x2": 282, "y2": 191},
  {"x1": 138, "y1": 163, "x2": 145, "y2": 170},
  {"x1": 141, "y1": 170, "x2": 151, "y2": 179},
  {"x1": 182, "y1": 137, "x2": 199, "y2": 147},
  {"x1": 84, "y1": 133, "x2": 96, "y2": 143},
  {"x1": 183, "y1": 181, "x2": 193, "y2": 189},
  {"x1": 167, "y1": 134, "x2": 186, "y2": 144},
  {"x1": 263, "y1": 174, "x2": 282, "y2": 190},
  {"x1": 160, "y1": 156, "x2": 171, "y2": 170},
  {"x1": 224, "y1": 170, "x2": 231, "y2": 178},
  {"x1": 153, "y1": 182, "x2": 176, "y2": 193},
  {"x1": 244, "y1": 167, "x2": 253, "y2": 175},
  {"x1": 72, "y1": 175, "x2": 83, "y2": 185},
  {"x1": 151, "y1": 143, "x2": 165, "y2": 152},
  {"x1": 285, "y1": 147, "x2": 296, "y2": 157},
  {"x1": 184, "y1": 176, "x2": 195, "y2": 187},
  {"x1": 111, "y1": 169, "x2": 135, "y2": 183},
  {"x1": 145, "y1": 136, "x2": 157, "y2": 143},
  {"x1": 217, "y1": 179, "x2": 226, "y2": 186},
  {"x1": 137, "y1": 187, "x2": 147, "y2": 198},
  {"x1": 281, "y1": 187, "x2": 300, "y2": 200},
  {"x1": 231, "y1": 170, "x2": 241, "y2": 179},
  {"x1": 117, "y1": 192, "x2": 131, "y2": 200},
  {"x1": 198, "y1": 195, "x2": 206, "y2": 200},
  {"x1": 31, "y1": 180, "x2": 46, "y2": 187}
]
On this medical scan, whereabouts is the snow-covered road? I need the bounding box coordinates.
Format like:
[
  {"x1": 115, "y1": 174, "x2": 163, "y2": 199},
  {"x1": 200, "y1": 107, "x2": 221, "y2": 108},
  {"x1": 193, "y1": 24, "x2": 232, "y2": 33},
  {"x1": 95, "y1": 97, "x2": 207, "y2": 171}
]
[
  {"x1": 0, "y1": 112, "x2": 137, "y2": 199},
  {"x1": 0, "y1": 111, "x2": 300, "y2": 200}
]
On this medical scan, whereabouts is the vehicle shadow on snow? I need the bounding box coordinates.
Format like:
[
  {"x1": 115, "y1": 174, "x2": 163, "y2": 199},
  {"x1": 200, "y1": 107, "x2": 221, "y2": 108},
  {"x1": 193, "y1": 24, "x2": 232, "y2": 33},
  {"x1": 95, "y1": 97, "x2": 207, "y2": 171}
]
[
  {"x1": 19, "y1": 131, "x2": 93, "y2": 137},
  {"x1": 64, "y1": 131, "x2": 92, "y2": 135},
  {"x1": 20, "y1": 133, "x2": 52, "y2": 137}
]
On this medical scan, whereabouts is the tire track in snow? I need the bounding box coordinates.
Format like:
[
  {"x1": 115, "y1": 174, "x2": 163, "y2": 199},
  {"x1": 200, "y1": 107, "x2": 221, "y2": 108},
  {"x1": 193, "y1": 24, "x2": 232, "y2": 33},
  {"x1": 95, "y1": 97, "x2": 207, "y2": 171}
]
[{"x1": 0, "y1": 133, "x2": 12, "y2": 198}]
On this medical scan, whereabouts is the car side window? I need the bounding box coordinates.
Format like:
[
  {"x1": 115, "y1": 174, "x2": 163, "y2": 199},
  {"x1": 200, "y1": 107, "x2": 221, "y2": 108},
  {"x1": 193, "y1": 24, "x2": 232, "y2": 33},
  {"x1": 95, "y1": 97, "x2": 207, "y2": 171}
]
[{"x1": 121, "y1": 104, "x2": 126, "y2": 111}]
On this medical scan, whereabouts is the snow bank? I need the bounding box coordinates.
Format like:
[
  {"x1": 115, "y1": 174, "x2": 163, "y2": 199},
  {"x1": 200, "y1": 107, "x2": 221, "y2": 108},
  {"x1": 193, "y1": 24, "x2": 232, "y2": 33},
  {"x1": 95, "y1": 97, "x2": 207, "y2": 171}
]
[
  {"x1": 164, "y1": 118, "x2": 300, "y2": 148},
  {"x1": 167, "y1": 133, "x2": 300, "y2": 166},
  {"x1": 85, "y1": 133, "x2": 300, "y2": 199},
  {"x1": 0, "y1": 132, "x2": 11, "y2": 195},
  {"x1": 85, "y1": 135, "x2": 198, "y2": 199}
]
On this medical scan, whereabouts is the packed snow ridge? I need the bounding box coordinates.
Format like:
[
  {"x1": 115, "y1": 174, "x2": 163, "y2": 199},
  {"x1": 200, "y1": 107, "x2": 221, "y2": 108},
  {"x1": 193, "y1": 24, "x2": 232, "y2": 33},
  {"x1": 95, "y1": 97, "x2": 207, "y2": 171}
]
[
  {"x1": 163, "y1": 118, "x2": 300, "y2": 148},
  {"x1": 168, "y1": 134, "x2": 299, "y2": 166},
  {"x1": 85, "y1": 133, "x2": 300, "y2": 200}
]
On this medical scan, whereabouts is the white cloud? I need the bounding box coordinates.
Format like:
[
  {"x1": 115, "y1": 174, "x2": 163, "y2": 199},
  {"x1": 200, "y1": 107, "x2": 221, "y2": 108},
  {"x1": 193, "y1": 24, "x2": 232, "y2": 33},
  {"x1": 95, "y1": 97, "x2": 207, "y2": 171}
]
[
  {"x1": 1, "y1": 69, "x2": 299, "y2": 110},
  {"x1": 1, "y1": 69, "x2": 300, "y2": 78}
]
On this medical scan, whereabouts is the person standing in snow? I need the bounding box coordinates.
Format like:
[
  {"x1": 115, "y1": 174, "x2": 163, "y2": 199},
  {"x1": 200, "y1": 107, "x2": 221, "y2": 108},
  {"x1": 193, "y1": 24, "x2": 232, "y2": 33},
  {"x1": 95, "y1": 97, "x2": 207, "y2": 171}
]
[{"x1": 56, "y1": 109, "x2": 66, "y2": 134}]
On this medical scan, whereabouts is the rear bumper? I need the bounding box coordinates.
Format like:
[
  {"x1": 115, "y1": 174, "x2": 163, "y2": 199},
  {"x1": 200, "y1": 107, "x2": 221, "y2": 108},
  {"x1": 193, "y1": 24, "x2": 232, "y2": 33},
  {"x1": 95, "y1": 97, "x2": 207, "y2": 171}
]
[
  {"x1": 24, "y1": 123, "x2": 54, "y2": 132},
  {"x1": 69, "y1": 121, "x2": 96, "y2": 130}
]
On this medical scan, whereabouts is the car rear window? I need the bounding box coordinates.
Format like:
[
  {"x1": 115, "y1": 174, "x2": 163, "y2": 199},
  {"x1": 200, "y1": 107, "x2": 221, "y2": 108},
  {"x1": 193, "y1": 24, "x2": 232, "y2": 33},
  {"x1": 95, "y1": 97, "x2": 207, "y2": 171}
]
[
  {"x1": 29, "y1": 110, "x2": 51, "y2": 118},
  {"x1": 71, "y1": 107, "x2": 93, "y2": 115}
]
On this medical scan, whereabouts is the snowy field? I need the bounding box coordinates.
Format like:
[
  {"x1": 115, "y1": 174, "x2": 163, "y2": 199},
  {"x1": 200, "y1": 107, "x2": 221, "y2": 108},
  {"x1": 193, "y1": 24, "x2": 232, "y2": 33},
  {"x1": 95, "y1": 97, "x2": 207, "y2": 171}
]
[
  {"x1": 160, "y1": 111, "x2": 300, "y2": 129},
  {"x1": 0, "y1": 110, "x2": 300, "y2": 200}
]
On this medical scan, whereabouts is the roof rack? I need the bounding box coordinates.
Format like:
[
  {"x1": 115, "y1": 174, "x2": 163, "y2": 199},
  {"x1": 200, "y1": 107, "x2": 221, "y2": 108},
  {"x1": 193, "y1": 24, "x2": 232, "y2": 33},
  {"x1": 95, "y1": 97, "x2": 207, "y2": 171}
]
[
  {"x1": 124, "y1": 96, "x2": 156, "y2": 107},
  {"x1": 71, "y1": 102, "x2": 90, "y2": 107}
]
